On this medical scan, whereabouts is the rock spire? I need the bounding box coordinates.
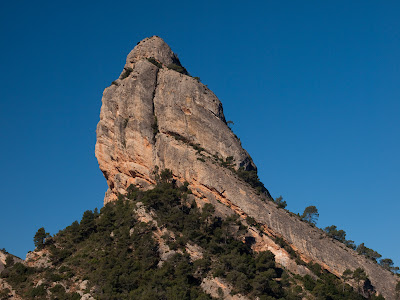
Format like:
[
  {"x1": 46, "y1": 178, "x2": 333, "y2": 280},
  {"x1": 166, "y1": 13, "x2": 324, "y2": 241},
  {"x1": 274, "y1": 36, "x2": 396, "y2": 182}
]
[
  {"x1": 96, "y1": 35, "x2": 256, "y2": 204},
  {"x1": 95, "y1": 36, "x2": 398, "y2": 299}
]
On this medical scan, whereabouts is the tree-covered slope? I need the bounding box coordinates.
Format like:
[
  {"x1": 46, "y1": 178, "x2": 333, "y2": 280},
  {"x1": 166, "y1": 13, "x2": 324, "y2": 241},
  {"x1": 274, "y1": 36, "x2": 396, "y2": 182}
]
[{"x1": 1, "y1": 171, "x2": 386, "y2": 300}]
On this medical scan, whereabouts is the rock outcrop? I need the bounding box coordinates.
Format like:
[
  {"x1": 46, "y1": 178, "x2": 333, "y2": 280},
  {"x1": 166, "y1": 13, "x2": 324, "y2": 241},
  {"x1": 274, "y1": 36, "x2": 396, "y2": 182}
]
[
  {"x1": 96, "y1": 36, "x2": 256, "y2": 204},
  {"x1": 0, "y1": 250, "x2": 23, "y2": 299},
  {"x1": 0, "y1": 250, "x2": 7, "y2": 273},
  {"x1": 0, "y1": 250, "x2": 22, "y2": 272},
  {"x1": 96, "y1": 36, "x2": 398, "y2": 299}
]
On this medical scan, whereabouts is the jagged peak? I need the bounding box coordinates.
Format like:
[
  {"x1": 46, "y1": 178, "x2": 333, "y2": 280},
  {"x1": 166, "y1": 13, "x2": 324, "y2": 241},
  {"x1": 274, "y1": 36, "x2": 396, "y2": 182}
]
[{"x1": 124, "y1": 36, "x2": 182, "y2": 69}]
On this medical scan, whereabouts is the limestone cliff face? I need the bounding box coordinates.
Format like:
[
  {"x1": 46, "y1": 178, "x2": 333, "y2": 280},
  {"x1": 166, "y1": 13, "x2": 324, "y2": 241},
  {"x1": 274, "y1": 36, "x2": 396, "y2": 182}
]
[
  {"x1": 96, "y1": 36, "x2": 397, "y2": 299},
  {"x1": 96, "y1": 36, "x2": 255, "y2": 204}
]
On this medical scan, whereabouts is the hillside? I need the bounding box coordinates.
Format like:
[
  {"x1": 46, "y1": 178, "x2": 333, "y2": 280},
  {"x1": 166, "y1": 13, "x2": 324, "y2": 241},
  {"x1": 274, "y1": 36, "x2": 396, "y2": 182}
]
[
  {"x1": 0, "y1": 178, "x2": 388, "y2": 299},
  {"x1": 1, "y1": 36, "x2": 399, "y2": 299}
]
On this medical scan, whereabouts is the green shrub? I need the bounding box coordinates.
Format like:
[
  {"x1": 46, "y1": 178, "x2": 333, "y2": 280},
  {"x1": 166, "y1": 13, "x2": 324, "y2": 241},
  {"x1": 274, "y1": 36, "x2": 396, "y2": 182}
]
[
  {"x1": 147, "y1": 57, "x2": 162, "y2": 68},
  {"x1": 151, "y1": 116, "x2": 158, "y2": 136},
  {"x1": 26, "y1": 285, "x2": 46, "y2": 298},
  {"x1": 45, "y1": 270, "x2": 62, "y2": 282},
  {"x1": 2, "y1": 263, "x2": 35, "y2": 286},
  {"x1": 0, "y1": 288, "x2": 10, "y2": 298},
  {"x1": 356, "y1": 243, "x2": 382, "y2": 262},
  {"x1": 120, "y1": 67, "x2": 133, "y2": 79},
  {"x1": 168, "y1": 131, "x2": 205, "y2": 154},
  {"x1": 275, "y1": 196, "x2": 287, "y2": 209},
  {"x1": 273, "y1": 237, "x2": 297, "y2": 259},
  {"x1": 307, "y1": 262, "x2": 322, "y2": 276},
  {"x1": 167, "y1": 63, "x2": 188, "y2": 75},
  {"x1": 220, "y1": 156, "x2": 235, "y2": 169},
  {"x1": 236, "y1": 168, "x2": 267, "y2": 194},
  {"x1": 246, "y1": 216, "x2": 257, "y2": 226},
  {"x1": 303, "y1": 274, "x2": 316, "y2": 291},
  {"x1": 5, "y1": 255, "x2": 14, "y2": 268}
]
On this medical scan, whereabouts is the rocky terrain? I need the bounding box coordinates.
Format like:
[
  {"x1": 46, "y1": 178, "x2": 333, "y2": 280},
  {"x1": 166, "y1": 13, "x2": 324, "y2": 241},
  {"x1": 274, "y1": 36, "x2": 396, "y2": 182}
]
[
  {"x1": 0, "y1": 250, "x2": 23, "y2": 299},
  {"x1": 95, "y1": 36, "x2": 398, "y2": 299},
  {"x1": 96, "y1": 36, "x2": 256, "y2": 204},
  {"x1": 0, "y1": 250, "x2": 22, "y2": 273}
]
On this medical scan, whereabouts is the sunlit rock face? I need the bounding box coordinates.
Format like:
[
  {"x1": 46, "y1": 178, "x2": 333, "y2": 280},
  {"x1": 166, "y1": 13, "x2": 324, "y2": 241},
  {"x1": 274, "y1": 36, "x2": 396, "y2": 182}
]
[
  {"x1": 95, "y1": 36, "x2": 397, "y2": 299},
  {"x1": 95, "y1": 36, "x2": 256, "y2": 204}
]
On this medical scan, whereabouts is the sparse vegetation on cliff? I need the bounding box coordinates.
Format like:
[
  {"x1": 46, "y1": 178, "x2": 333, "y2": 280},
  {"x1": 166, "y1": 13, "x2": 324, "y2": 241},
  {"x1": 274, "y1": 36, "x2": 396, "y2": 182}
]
[
  {"x1": 120, "y1": 67, "x2": 133, "y2": 79},
  {"x1": 323, "y1": 225, "x2": 399, "y2": 273},
  {"x1": 301, "y1": 205, "x2": 319, "y2": 225},
  {"x1": 379, "y1": 259, "x2": 400, "y2": 273},
  {"x1": 147, "y1": 57, "x2": 162, "y2": 68},
  {"x1": 167, "y1": 63, "x2": 188, "y2": 75},
  {"x1": 168, "y1": 131, "x2": 205, "y2": 155},
  {"x1": 236, "y1": 167, "x2": 268, "y2": 195},
  {"x1": 356, "y1": 243, "x2": 382, "y2": 262},
  {"x1": 152, "y1": 115, "x2": 159, "y2": 136},
  {"x1": 275, "y1": 196, "x2": 287, "y2": 209},
  {"x1": 324, "y1": 225, "x2": 356, "y2": 250}
]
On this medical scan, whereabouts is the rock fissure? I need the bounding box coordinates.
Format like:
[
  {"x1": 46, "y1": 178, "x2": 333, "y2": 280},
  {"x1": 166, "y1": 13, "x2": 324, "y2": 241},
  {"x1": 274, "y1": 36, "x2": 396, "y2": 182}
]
[{"x1": 150, "y1": 67, "x2": 160, "y2": 143}]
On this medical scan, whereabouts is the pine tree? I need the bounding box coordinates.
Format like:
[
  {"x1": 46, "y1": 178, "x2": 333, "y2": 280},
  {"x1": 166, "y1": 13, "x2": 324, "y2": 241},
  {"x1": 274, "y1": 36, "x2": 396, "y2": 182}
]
[
  {"x1": 301, "y1": 206, "x2": 319, "y2": 225},
  {"x1": 33, "y1": 227, "x2": 50, "y2": 249}
]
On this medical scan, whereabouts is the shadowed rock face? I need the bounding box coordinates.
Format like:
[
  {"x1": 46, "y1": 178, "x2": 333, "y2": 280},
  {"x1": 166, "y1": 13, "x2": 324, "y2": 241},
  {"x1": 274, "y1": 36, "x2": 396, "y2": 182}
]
[{"x1": 95, "y1": 36, "x2": 397, "y2": 299}]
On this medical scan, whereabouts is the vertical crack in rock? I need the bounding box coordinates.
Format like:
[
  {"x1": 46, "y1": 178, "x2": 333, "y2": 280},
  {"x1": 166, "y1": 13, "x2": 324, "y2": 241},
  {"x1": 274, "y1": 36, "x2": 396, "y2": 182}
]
[{"x1": 150, "y1": 68, "x2": 160, "y2": 144}]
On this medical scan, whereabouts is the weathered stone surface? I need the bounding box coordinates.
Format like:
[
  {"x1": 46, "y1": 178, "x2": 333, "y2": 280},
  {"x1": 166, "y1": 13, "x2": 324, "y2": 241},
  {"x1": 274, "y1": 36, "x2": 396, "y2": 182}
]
[
  {"x1": 201, "y1": 276, "x2": 248, "y2": 299},
  {"x1": 123, "y1": 36, "x2": 181, "y2": 72},
  {"x1": 0, "y1": 278, "x2": 23, "y2": 300},
  {"x1": 0, "y1": 251, "x2": 7, "y2": 273},
  {"x1": 25, "y1": 249, "x2": 52, "y2": 269},
  {"x1": 96, "y1": 36, "x2": 255, "y2": 204},
  {"x1": 0, "y1": 250, "x2": 23, "y2": 299},
  {"x1": 95, "y1": 36, "x2": 398, "y2": 299}
]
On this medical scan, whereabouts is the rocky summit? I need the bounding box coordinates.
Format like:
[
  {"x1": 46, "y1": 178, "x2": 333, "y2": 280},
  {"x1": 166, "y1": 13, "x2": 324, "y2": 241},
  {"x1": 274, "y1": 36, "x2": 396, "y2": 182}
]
[
  {"x1": 96, "y1": 36, "x2": 256, "y2": 204},
  {"x1": 95, "y1": 36, "x2": 397, "y2": 299}
]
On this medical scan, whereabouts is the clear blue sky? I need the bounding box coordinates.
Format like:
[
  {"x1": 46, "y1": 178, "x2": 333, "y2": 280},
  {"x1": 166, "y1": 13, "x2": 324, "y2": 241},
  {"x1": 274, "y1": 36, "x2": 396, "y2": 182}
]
[{"x1": 1, "y1": 1, "x2": 399, "y2": 267}]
